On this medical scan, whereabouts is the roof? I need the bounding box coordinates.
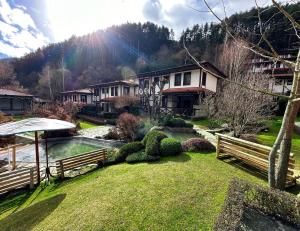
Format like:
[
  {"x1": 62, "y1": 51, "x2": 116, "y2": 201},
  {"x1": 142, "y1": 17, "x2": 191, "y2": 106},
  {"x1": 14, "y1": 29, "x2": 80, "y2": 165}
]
[
  {"x1": 90, "y1": 80, "x2": 138, "y2": 88},
  {"x1": 161, "y1": 87, "x2": 209, "y2": 94},
  {"x1": 0, "y1": 118, "x2": 75, "y2": 136},
  {"x1": 130, "y1": 62, "x2": 226, "y2": 79},
  {"x1": 0, "y1": 89, "x2": 33, "y2": 97},
  {"x1": 61, "y1": 88, "x2": 92, "y2": 94}
]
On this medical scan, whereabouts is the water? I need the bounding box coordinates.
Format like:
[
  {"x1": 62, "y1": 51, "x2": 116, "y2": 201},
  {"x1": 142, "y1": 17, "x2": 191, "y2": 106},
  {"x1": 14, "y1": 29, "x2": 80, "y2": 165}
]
[
  {"x1": 0, "y1": 137, "x2": 121, "y2": 164},
  {"x1": 163, "y1": 130, "x2": 202, "y2": 142},
  {"x1": 238, "y1": 207, "x2": 298, "y2": 231}
]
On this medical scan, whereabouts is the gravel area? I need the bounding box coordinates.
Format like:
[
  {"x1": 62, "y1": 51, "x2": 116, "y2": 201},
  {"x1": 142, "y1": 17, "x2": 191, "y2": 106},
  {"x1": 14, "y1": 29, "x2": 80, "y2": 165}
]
[{"x1": 78, "y1": 125, "x2": 113, "y2": 138}]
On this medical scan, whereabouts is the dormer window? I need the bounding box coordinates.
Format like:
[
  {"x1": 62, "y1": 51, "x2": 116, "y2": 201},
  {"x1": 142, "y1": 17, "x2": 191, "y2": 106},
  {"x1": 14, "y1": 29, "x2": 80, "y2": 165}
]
[
  {"x1": 174, "y1": 73, "x2": 182, "y2": 86},
  {"x1": 183, "y1": 72, "x2": 191, "y2": 85}
]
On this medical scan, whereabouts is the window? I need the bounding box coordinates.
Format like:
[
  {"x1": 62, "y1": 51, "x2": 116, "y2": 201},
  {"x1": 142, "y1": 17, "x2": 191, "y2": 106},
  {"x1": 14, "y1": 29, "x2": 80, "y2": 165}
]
[
  {"x1": 102, "y1": 88, "x2": 108, "y2": 94},
  {"x1": 183, "y1": 72, "x2": 191, "y2": 85},
  {"x1": 80, "y1": 95, "x2": 87, "y2": 103},
  {"x1": 144, "y1": 80, "x2": 149, "y2": 89},
  {"x1": 115, "y1": 87, "x2": 118, "y2": 96},
  {"x1": 94, "y1": 88, "x2": 99, "y2": 96},
  {"x1": 72, "y1": 95, "x2": 77, "y2": 102},
  {"x1": 154, "y1": 77, "x2": 159, "y2": 83},
  {"x1": 286, "y1": 79, "x2": 293, "y2": 86},
  {"x1": 139, "y1": 79, "x2": 144, "y2": 88},
  {"x1": 174, "y1": 73, "x2": 182, "y2": 86},
  {"x1": 124, "y1": 86, "x2": 130, "y2": 95},
  {"x1": 111, "y1": 87, "x2": 114, "y2": 96},
  {"x1": 202, "y1": 72, "x2": 207, "y2": 86},
  {"x1": 64, "y1": 95, "x2": 68, "y2": 101},
  {"x1": 162, "y1": 96, "x2": 168, "y2": 107}
]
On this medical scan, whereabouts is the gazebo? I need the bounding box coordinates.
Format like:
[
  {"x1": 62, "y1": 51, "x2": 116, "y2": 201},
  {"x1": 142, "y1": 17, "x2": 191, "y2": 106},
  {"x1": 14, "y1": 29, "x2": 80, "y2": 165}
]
[{"x1": 0, "y1": 118, "x2": 75, "y2": 182}]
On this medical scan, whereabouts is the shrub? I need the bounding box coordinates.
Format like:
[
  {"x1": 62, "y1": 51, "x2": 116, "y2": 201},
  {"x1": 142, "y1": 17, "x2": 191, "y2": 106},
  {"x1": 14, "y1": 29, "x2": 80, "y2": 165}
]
[
  {"x1": 159, "y1": 138, "x2": 182, "y2": 156},
  {"x1": 164, "y1": 117, "x2": 193, "y2": 128},
  {"x1": 103, "y1": 128, "x2": 120, "y2": 140},
  {"x1": 182, "y1": 138, "x2": 215, "y2": 152},
  {"x1": 185, "y1": 122, "x2": 194, "y2": 128},
  {"x1": 116, "y1": 141, "x2": 144, "y2": 162},
  {"x1": 103, "y1": 112, "x2": 117, "y2": 119},
  {"x1": 126, "y1": 150, "x2": 160, "y2": 163},
  {"x1": 144, "y1": 130, "x2": 168, "y2": 156},
  {"x1": 116, "y1": 113, "x2": 140, "y2": 141}
]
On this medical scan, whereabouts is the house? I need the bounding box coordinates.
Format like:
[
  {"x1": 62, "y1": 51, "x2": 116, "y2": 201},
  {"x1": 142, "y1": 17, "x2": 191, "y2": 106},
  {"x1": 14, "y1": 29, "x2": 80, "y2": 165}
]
[
  {"x1": 250, "y1": 53, "x2": 296, "y2": 95},
  {"x1": 90, "y1": 80, "x2": 139, "y2": 113},
  {"x1": 133, "y1": 62, "x2": 225, "y2": 117},
  {"x1": 61, "y1": 89, "x2": 93, "y2": 104},
  {"x1": 0, "y1": 89, "x2": 33, "y2": 115}
]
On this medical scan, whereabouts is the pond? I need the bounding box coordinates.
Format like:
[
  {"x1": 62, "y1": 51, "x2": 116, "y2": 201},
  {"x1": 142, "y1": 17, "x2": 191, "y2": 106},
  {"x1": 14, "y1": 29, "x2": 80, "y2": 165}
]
[
  {"x1": 162, "y1": 130, "x2": 202, "y2": 142},
  {"x1": 0, "y1": 137, "x2": 122, "y2": 164}
]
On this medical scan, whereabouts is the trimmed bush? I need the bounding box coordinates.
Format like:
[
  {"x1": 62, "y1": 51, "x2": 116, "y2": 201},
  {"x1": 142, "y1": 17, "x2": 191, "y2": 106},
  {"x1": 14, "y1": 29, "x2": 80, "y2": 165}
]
[
  {"x1": 159, "y1": 138, "x2": 182, "y2": 156},
  {"x1": 182, "y1": 138, "x2": 215, "y2": 152},
  {"x1": 126, "y1": 150, "x2": 160, "y2": 163},
  {"x1": 144, "y1": 130, "x2": 168, "y2": 156},
  {"x1": 164, "y1": 117, "x2": 193, "y2": 128},
  {"x1": 116, "y1": 141, "x2": 144, "y2": 162},
  {"x1": 185, "y1": 122, "x2": 194, "y2": 128}
]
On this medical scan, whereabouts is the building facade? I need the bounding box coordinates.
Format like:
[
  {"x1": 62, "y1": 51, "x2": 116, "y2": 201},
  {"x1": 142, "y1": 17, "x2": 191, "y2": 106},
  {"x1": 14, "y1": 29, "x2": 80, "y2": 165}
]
[
  {"x1": 134, "y1": 62, "x2": 225, "y2": 117},
  {"x1": 61, "y1": 89, "x2": 93, "y2": 104},
  {"x1": 250, "y1": 53, "x2": 296, "y2": 95},
  {"x1": 0, "y1": 89, "x2": 33, "y2": 115},
  {"x1": 90, "y1": 80, "x2": 138, "y2": 112}
]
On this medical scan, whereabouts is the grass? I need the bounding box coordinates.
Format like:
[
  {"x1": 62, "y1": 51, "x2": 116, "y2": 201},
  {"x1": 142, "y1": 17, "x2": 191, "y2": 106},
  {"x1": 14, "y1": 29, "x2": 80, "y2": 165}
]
[
  {"x1": 189, "y1": 118, "x2": 212, "y2": 129},
  {"x1": 78, "y1": 120, "x2": 99, "y2": 129},
  {"x1": 0, "y1": 152, "x2": 266, "y2": 230},
  {"x1": 258, "y1": 116, "x2": 300, "y2": 169}
]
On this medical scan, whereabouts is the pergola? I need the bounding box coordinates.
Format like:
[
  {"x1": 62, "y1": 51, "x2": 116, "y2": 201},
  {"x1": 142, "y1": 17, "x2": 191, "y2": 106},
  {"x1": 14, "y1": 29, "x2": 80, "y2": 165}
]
[{"x1": 0, "y1": 118, "x2": 75, "y2": 182}]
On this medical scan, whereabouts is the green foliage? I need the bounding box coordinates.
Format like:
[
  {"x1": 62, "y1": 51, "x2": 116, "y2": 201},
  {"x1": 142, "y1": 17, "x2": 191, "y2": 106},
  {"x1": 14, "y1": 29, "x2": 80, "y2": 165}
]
[
  {"x1": 159, "y1": 138, "x2": 182, "y2": 156},
  {"x1": 116, "y1": 141, "x2": 144, "y2": 162},
  {"x1": 125, "y1": 150, "x2": 160, "y2": 163},
  {"x1": 164, "y1": 117, "x2": 193, "y2": 128},
  {"x1": 182, "y1": 138, "x2": 215, "y2": 152},
  {"x1": 144, "y1": 130, "x2": 168, "y2": 156}
]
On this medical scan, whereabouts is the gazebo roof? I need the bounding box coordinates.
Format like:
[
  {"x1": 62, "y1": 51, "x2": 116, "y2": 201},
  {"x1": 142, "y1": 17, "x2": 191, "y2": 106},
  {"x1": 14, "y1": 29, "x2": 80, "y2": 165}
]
[{"x1": 0, "y1": 118, "x2": 75, "y2": 136}]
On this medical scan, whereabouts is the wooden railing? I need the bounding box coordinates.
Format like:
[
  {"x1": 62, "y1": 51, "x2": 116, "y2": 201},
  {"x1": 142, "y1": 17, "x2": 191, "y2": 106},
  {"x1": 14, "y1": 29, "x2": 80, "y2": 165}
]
[
  {"x1": 55, "y1": 149, "x2": 108, "y2": 179},
  {"x1": 216, "y1": 133, "x2": 296, "y2": 188},
  {"x1": 0, "y1": 167, "x2": 37, "y2": 195}
]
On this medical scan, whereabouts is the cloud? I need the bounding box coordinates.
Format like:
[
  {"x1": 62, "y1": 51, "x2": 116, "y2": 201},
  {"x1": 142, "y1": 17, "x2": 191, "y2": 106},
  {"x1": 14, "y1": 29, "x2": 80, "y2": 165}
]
[
  {"x1": 143, "y1": 0, "x2": 163, "y2": 21},
  {"x1": 0, "y1": 0, "x2": 49, "y2": 57}
]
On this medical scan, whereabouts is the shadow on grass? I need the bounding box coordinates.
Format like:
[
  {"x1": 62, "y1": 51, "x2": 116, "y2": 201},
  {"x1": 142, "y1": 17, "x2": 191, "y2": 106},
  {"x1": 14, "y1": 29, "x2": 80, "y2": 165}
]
[
  {"x1": 0, "y1": 194, "x2": 66, "y2": 231},
  {"x1": 150, "y1": 153, "x2": 191, "y2": 164}
]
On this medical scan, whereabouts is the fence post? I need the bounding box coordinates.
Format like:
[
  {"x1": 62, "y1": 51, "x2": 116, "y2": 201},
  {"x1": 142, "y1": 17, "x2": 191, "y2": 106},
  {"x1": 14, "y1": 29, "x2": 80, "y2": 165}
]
[
  {"x1": 216, "y1": 134, "x2": 221, "y2": 158},
  {"x1": 29, "y1": 168, "x2": 34, "y2": 189},
  {"x1": 59, "y1": 160, "x2": 64, "y2": 179},
  {"x1": 12, "y1": 146, "x2": 16, "y2": 170}
]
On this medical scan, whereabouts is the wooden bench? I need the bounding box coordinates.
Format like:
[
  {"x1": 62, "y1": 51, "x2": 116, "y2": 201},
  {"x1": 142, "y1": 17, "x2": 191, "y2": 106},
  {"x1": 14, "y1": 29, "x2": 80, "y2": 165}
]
[
  {"x1": 0, "y1": 167, "x2": 37, "y2": 195},
  {"x1": 216, "y1": 133, "x2": 296, "y2": 188},
  {"x1": 55, "y1": 149, "x2": 108, "y2": 179}
]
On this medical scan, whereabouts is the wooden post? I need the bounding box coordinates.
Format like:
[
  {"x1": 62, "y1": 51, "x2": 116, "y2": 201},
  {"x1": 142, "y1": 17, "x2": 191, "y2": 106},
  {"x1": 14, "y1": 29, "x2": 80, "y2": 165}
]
[
  {"x1": 35, "y1": 131, "x2": 40, "y2": 184},
  {"x1": 12, "y1": 146, "x2": 16, "y2": 170},
  {"x1": 29, "y1": 168, "x2": 34, "y2": 189},
  {"x1": 59, "y1": 160, "x2": 64, "y2": 179},
  {"x1": 216, "y1": 134, "x2": 221, "y2": 158}
]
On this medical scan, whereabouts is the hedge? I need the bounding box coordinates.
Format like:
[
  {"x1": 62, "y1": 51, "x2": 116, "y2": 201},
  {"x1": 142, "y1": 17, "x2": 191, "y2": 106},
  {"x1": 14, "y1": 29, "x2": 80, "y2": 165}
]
[
  {"x1": 116, "y1": 141, "x2": 144, "y2": 162},
  {"x1": 144, "y1": 130, "x2": 168, "y2": 156},
  {"x1": 159, "y1": 138, "x2": 182, "y2": 156},
  {"x1": 126, "y1": 150, "x2": 160, "y2": 163},
  {"x1": 182, "y1": 138, "x2": 215, "y2": 152},
  {"x1": 214, "y1": 178, "x2": 300, "y2": 230}
]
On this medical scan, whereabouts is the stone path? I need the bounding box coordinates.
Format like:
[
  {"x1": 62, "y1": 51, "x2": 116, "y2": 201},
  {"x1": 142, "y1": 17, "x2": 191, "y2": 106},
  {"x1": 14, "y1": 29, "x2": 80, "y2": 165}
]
[
  {"x1": 193, "y1": 125, "x2": 217, "y2": 145},
  {"x1": 78, "y1": 125, "x2": 113, "y2": 138}
]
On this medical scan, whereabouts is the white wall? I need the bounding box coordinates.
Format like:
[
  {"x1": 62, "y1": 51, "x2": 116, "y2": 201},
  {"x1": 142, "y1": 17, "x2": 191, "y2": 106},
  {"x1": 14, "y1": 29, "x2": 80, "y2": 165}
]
[
  {"x1": 169, "y1": 69, "x2": 201, "y2": 88},
  {"x1": 205, "y1": 72, "x2": 217, "y2": 92}
]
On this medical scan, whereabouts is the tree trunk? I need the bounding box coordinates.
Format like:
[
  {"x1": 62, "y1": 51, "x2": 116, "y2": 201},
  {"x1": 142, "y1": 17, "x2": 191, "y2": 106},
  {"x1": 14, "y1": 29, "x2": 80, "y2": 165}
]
[{"x1": 268, "y1": 48, "x2": 300, "y2": 188}]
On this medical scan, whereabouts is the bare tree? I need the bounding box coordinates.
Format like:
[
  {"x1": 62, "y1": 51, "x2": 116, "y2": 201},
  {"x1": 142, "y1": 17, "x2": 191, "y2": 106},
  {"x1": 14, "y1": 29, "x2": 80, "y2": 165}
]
[
  {"x1": 187, "y1": 0, "x2": 300, "y2": 189},
  {"x1": 0, "y1": 61, "x2": 18, "y2": 86}
]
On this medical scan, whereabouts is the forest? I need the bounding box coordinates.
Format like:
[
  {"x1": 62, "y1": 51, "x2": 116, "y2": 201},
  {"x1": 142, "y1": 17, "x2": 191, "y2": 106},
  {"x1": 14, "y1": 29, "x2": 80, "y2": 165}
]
[{"x1": 0, "y1": 2, "x2": 299, "y2": 100}]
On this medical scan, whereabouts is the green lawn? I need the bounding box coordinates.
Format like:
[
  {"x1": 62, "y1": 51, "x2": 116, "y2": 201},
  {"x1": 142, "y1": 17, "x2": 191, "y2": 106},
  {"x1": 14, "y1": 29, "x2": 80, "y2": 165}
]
[
  {"x1": 258, "y1": 116, "x2": 300, "y2": 169},
  {"x1": 0, "y1": 152, "x2": 266, "y2": 230},
  {"x1": 189, "y1": 118, "x2": 212, "y2": 129},
  {"x1": 79, "y1": 120, "x2": 99, "y2": 129}
]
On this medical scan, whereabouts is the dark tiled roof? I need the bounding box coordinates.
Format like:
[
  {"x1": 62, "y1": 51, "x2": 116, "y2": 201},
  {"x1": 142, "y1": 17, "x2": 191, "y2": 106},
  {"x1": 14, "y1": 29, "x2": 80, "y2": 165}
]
[
  {"x1": 0, "y1": 89, "x2": 33, "y2": 97},
  {"x1": 90, "y1": 80, "x2": 138, "y2": 88},
  {"x1": 131, "y1": 62, "x2": 226, "y2": 79},
  {"x1": 162, "y1": 87, "x2": 209, "y2": 94},
  {"x1": 61, "y1": 88, "x2": 92, "y2": 94}
]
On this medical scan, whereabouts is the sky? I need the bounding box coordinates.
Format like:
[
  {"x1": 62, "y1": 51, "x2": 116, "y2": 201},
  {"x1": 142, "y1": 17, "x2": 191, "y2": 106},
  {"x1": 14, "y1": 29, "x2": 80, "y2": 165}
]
[{"x1": 0, "y1": 0, "x2": 277, "y2": 58}]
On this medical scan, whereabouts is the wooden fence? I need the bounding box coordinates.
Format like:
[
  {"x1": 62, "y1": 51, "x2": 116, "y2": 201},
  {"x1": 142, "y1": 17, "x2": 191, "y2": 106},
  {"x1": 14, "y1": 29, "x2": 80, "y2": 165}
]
[
  {"x1": 55, "y1": 149, "x2": 108, "y2": 179},
  {"x1": 216, "y1": 133, "x2": 296, "y2": 188},
  {"x1": 0, "y1": 167, "x2": 37, "y2": 195}
]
